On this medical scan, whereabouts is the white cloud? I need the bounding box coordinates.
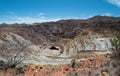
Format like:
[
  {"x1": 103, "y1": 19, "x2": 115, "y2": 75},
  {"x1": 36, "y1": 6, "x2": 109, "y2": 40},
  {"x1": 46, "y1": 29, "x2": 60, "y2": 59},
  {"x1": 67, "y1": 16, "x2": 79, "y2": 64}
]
[
  {"x1": 103, "y1": 12, "x2": 112, "y2": 16},
  {"x1": 7, "y1": 16, "x2": 61, "y2": 24},
  {"x1": 1, "y1": 13, "x2": 61, "y2": 24},
  {"x1": 8, "y1": 11, "x2": 16, "y2": 15},
  {"x1": 107, "y1": 0, "x2": 120, "y2": 7},
  {"x1": 38, "y1": 13, "x2": 44, "y2": 16}
]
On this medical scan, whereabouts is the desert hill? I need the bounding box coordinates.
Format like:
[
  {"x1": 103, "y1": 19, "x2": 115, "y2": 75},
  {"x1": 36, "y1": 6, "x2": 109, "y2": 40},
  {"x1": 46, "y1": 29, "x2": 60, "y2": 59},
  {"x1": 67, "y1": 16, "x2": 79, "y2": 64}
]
[{"x1": 0, "y1": 15, "x2": 119, "y2": 65}]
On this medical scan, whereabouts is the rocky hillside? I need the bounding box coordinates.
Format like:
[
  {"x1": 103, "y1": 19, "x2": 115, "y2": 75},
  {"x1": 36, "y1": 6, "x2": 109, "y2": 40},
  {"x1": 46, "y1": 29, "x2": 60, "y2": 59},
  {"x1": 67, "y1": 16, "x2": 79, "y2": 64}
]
[{"x1": 0, "y1": 15, "x2": 120, "y2": 65}]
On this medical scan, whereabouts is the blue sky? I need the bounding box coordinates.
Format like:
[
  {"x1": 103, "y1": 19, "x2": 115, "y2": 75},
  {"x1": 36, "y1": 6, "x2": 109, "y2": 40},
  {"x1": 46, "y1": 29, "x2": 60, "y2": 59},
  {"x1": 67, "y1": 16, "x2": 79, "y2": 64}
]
[{"x1": 0, "y1": 0, "x2": 120, "y2": 24}]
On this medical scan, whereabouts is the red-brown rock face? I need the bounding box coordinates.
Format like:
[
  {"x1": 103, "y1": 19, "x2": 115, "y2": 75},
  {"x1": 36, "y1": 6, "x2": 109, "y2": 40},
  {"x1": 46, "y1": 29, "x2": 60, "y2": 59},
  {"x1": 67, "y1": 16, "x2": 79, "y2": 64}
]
[
  {"x1": 0, "y1": 68, "x2": 16, "y2": 76},
  {"x1": 24, "y1": 54, "x2": 115, "y2": 76}
]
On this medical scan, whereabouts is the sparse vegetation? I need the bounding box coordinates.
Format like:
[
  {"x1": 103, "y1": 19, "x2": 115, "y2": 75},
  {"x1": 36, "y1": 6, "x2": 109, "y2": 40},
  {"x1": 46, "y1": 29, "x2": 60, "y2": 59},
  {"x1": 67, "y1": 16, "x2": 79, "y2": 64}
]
[
  {"x1": 110, "y1": 33, "x2": 120, "y2": 51},
  {"x1": 0, "y1": 51, "x2": 28, "y2": 70},
  {"x1": 110, "y1": 33, "x2": 120, "y2": 60},
  {"x1": 71, "y1": 58, "x2": 76, "y2": 68},
  {"x1": 6, "y1": 51, "x2": 28, "y2": 68},
  {"x1": 110, "y1": 33, "x2": 120, "y2": 75}
]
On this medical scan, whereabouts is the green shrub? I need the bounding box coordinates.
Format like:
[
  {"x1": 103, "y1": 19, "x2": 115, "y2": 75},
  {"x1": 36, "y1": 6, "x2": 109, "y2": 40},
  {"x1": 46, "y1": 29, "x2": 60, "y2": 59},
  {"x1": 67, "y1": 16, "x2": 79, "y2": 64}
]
[{"x1": 110, "y1": 33, "x2": 120, "y2": 51}]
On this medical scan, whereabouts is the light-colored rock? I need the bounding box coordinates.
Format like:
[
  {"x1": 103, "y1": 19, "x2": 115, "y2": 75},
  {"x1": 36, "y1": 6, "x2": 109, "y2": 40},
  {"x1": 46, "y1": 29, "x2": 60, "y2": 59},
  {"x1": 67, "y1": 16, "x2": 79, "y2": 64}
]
[
  {"x1": 0, "y1": 32, "x2": 31, "y2": 51},
  {"x1": 65, "y1": 35, "x2": 112, "y2": 56},
  {"x1": 0, "y1": 32, "x2": 113, "y2": 65}
]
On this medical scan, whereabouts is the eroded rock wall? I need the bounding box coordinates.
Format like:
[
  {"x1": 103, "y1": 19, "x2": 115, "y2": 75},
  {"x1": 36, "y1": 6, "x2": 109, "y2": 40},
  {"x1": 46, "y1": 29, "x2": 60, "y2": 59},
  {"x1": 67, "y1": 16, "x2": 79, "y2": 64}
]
[{"x1": 65, "y1": 35, "x2": 112, "y2": 56}]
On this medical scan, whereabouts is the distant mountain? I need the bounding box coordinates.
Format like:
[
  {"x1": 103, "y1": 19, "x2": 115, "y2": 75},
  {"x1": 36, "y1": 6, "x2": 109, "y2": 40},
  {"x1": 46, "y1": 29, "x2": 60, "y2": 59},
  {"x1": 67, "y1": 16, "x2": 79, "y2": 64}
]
[{"x1": 89, "y1": 15, "x2": 120, "y2": 20}]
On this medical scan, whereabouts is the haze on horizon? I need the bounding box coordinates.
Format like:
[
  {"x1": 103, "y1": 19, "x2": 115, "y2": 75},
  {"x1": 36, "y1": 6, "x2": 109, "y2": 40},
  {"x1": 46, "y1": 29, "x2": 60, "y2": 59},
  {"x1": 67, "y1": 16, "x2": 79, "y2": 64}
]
[{"x1": 0, "y1": 0, "x2": 120, "y2": 24}]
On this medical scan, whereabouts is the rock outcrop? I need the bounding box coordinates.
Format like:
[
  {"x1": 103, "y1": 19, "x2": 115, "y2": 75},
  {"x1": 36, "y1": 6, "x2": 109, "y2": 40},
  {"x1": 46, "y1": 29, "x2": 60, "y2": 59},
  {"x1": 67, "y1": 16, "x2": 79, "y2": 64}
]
[
  {"x1": 24, "y1": 55, "x2": 117, "y2": 76},
  {"x1": 65, "y1": 35, "x2": 112, "y2": 56}
]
